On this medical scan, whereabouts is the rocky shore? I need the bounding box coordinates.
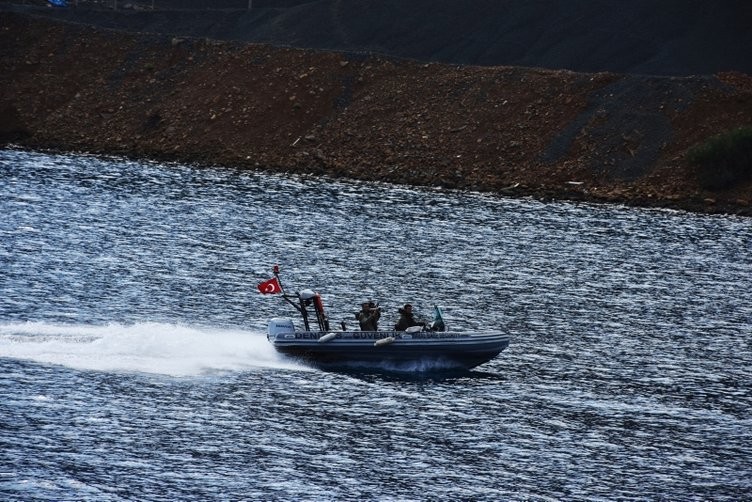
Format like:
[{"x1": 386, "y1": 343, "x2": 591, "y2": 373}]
[{"x1": 2, "y1": 10, "x2": 751, "y2": 215}]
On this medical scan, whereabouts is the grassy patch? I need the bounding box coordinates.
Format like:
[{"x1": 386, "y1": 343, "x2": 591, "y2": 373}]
[{"x1": 687, "y1": 126, "x2": 752, "y2": 190}]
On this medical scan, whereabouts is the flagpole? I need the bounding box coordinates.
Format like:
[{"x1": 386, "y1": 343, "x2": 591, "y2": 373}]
[
  {"x1": 272, "y1": 264, "x2": 287, "y2": 296},
  {"x1": 267, "y1": 265, "x2": 310, "y2": 329}
]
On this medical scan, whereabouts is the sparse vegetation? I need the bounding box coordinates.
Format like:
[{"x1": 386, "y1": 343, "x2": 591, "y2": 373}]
[{"x1": 688, "y1": 126, "x2": 752, "y2": 190}]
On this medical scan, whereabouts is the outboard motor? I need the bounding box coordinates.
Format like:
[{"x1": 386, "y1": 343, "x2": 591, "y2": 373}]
[{"x1": 267, "y1": 318, "x2": 295, "y2": 341}]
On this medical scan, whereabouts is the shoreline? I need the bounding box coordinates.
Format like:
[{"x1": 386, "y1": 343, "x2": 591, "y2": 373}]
[{"x1": 7, "y1": 143, "x2": 748, "y2": 219}]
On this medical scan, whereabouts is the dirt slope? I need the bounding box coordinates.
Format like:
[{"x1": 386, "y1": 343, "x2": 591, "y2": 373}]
[{"x1": 1, "y1": 11, "x2": 751, "y2": 214}]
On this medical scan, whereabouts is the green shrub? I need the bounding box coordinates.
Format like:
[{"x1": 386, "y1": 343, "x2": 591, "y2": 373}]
[{"x1": 687, "y1": 126, "x2": 752, "y2": 190}]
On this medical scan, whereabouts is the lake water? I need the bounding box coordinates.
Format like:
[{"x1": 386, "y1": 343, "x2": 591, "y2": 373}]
[{"x1": 1, "y1": 149, "x2": 751, "y2": 500}]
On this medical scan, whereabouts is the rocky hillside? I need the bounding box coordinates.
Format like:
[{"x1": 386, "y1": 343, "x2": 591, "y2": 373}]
[
  {"x1": 4, "y1": 0, "x2": 752, "y2": 76},
  {"x1": 1, "y1": 10, "x2": 751, "y2": 214}
]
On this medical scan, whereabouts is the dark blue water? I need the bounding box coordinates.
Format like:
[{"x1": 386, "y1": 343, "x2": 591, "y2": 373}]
[{"x1": 1, "y1": 149, "x2": 751, "y2": 500}]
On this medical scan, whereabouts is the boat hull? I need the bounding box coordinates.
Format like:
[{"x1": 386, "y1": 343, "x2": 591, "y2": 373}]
[{"x1": 268, "y1": 330, "x2": 510, "y2": 371}]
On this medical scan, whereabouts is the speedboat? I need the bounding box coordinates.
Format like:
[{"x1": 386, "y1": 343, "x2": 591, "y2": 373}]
[
  {"x1": 268, "y1": 318, "x2": 510, "y2": 371},
  {"x1": 260, "y1": 266, "x2": 510, "y2": 371}
]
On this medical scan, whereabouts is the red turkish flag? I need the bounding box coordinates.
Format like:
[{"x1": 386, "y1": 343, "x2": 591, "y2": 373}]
[{"x1": 257, "y1": 277, "x2": 282, "y2": 294}]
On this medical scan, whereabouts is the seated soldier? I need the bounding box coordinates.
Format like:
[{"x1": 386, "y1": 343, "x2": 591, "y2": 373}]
[{"x1": 394, "y1": 303, "x2": 425, "y2": 331}]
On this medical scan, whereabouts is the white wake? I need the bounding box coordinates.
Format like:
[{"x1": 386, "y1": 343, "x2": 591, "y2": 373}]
[{"x1": 0, "y1": 321, "x2": 303, "y2": 376}]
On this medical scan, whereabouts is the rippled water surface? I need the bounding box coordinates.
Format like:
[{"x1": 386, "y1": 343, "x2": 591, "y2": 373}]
[{"x1": 1, "y1": 149, "x2": 751, "y2": 500}]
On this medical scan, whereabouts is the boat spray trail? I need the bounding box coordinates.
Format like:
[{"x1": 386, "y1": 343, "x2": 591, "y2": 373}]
[{"x1": 0, "y1": 321, "x2": 301, "y2": 376}]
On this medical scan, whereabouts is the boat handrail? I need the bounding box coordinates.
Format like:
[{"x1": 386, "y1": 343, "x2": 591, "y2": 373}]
[{"x1": 288, "y1": 330, "x2": 480, "y2": 340}]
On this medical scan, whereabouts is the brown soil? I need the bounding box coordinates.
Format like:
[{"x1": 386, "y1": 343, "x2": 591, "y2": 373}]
[{"x1": 2, "y1": 10, "x2": 751, "y2": 215}]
